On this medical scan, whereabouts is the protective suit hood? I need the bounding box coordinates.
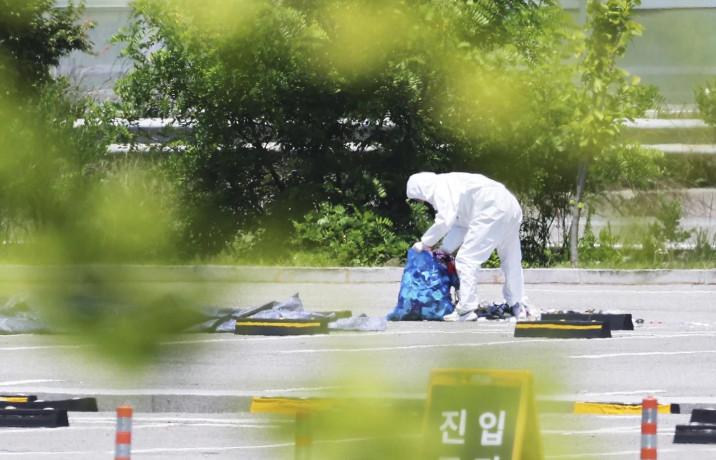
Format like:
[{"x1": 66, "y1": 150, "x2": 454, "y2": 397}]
[{"x1": 406, "y1": 172, "x2": 438, "y2": 207}]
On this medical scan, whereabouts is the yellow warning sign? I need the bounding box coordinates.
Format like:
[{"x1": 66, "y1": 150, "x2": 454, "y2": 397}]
[{"x1": 422, "y1": 369, "x2": 543, "y2": 460}]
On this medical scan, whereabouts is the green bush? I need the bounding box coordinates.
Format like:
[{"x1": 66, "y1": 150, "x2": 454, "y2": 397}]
[
  {"x1": 520, "y1": 217, "x2": 561, "y2": 267},
  {"x1": 696, "y1": 80, "x2": 716, "y2": 126},
  {"x1": 577, "y1": 208, "x2": 622, "y2": 266},
  {"x1": 687, "y1": 229, "x2": 716, "y2": 265},
  {"x1": 617, "y1": 198, "x2": 687, "y2": 265},
  {"x1": 291, "y1": 202, "x2": 409, "y2": 266}
]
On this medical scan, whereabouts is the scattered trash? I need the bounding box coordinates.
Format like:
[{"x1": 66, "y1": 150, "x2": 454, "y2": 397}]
[
  {"x1": 0, "y1": 293, "x2": 50, "y2": 334},
  {"x1": 328, "y1": 315, "x2": 387, "y2": 332},
  {"x1": 191, "y1": 293, "x2": 386, "y2": 333},
  {"x1": 386, "y1": 249, "x2": 459, "y2": 321},
  {"x1": 476, "y1": 301, "x2": 513, "y2": 320},
  {"x1": 0, "y1": 292, "x2": 386, "y2": 335}
]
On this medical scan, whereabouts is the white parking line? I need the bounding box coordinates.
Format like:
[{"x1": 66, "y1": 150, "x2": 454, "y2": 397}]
[
  {"x1": 576, "y1": 389, "x2": 666, "y2": 397},
  {"x1": 570, "y1": 349, "x2": 716, "y2": 359},
  {"x1": 159, "y1": 328, "x2": 507, "y2": 346},
  {"x1": 132, "y1": 443, "x2": 295, "y2": 453},
  {"x1": 0, "y1": 379, "x2": 62, "y2": 386},
  {"x1": 530, "y1": 288, "x2": 716, "y2": 294},
  {"x1": 546, "y1": 451, "x2": 638, "y2": 459},
  {"x1": 0, "y1": 450, "x2": 112, "y2": 457},
  {"x1": 0, "y1": 345, "x2": 86, "y2": 351},
  {"x1": 542, "y1": 426, "x2": 641, "y2": 435},
  {"x1": 546, "y1": 446, "x2": 716, "y2": 459},
  {"x1": 0, "y1": 443, "x2": 295, "y2": 457},
  {"x1": 281, "y1": 338, "x2": 552, "y2": 353}
]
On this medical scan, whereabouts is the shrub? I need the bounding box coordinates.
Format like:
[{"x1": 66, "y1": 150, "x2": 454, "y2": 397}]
[{"x1": 291, "y1": 202, "x2": 409, "y2": 266}]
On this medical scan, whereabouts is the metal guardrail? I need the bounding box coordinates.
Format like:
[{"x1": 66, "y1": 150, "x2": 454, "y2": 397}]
[
  {"x1": 643, "y1": 144, "x2": 716, "y2": 155},
  {"x1": 77, "y1": 117, "x2": 716, "y2": 156},
  {"x1": 0, "y1": 265, "x2": 713, "y2": 285},
  {"x1": 623, "y1": 118, "x2": 716, "y2": 155}
]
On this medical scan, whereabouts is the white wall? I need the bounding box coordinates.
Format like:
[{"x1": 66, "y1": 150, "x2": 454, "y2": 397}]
[{"x1": 56, "y1": 2, "x2": 133, "y2": 99}]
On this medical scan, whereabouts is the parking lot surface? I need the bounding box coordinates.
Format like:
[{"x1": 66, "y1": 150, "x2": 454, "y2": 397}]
[{"x1": 1, "y1": 271, "x2": 716, "y2": 459}]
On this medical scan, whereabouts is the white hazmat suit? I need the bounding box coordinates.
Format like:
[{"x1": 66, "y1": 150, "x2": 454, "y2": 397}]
[{"x1": 406, "y1": 172, "x2": 525, "y2": 318}]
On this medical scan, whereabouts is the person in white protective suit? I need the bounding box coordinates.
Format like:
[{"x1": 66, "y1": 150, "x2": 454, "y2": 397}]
[{"x1": 406, "y1": 172, "x2": 529, "y2": 322}]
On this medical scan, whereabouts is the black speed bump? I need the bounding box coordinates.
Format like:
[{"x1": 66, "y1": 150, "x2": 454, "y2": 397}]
[
  {"x1": 0, "y1": 395, "x2": 37, "y2": 403},
  {"x1": 690, "y1": 409, "x2": 716, "y2": 424},
  {"x1": 541, "y1": 312, "x2": 634, "y2": 330},
  {"x1": 0, "y1": 408, "x2": 69, "y2": 428},
  {"x1": 235, "y1": 318, "x2": 329, "y2": 336},
  {"x1": 673, "y1": 408, "x2": 716, "y2": 444},
  {"x1": 674, "y1": 424, "x2": 716, "y2": 444},
  {"x1": 514, "y1": 320, "x2": 611, "y2": 338},
  {"x1": 0, "y1": 397, "x2": 98, "y2": 412}
]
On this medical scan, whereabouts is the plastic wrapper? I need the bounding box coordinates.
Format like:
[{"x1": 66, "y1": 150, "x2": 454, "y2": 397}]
[
  {"x1": 328, "y1": 314, "x2": 387, "y2": 332},
  {"x1": 188, "y1": 294, "x2": 386, "y2": 333},
  {"x1": 0, "y1": 292, "x2": 386, "y2": 334}
]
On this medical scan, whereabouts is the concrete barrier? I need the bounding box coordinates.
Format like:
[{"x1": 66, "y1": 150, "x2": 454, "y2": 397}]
[{"x1": 0, "y1": 265, "x2": 713, "y2": 285}]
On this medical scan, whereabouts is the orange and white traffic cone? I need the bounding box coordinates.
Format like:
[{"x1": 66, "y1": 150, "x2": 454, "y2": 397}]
[
  {"x1": 641, "y1": 397, "x2": 658, "y2": 459},
  {"x1": 115, "y1": 405, "x2": 133, "y2": 460}
]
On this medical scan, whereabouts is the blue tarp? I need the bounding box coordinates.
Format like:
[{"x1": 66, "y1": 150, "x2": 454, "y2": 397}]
[{"x1": 387, "y1": 249, "x2": 459, "y2": 321}]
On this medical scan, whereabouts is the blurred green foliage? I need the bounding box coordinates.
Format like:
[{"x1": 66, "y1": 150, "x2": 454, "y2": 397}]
[
  {"x1": 0, "y1": 0, "x2": 92, "y2": 97},
  {"x1": 0, "y1": 0, "x2": 100, "y2": 261},
  {"x1": 0, "y1": 0, "x2": 206, "y2": 366},
  {"x1": 31, "y1": 269, "x2": 207, "y2": 366},
  {"x1": 697, "y1": 79, "x2": 716, "y2": 126}
]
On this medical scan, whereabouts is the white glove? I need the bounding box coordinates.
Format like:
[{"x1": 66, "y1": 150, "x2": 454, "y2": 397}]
[{"x1": 412, "y1": 241, "x2": 425, "y2": 252}]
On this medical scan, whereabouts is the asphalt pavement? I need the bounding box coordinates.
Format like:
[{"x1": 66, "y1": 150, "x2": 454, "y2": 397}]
[{"x1": 1, "y1": 266, "x2": 716, "y2": 459}]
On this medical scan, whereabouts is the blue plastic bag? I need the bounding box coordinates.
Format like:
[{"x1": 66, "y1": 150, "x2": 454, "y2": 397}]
[{"x1": 387, "y1": 249, "x2": 459, "y2": 321}]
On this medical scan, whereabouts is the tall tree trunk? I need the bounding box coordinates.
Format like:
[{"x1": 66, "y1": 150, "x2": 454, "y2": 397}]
[{"x1": 569, "y1": 161, "x2": 588, "y2": 267}]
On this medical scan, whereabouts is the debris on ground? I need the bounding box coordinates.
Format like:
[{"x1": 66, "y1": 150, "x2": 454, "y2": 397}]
[{"x1": 0, "y1": 292, "x2": 387, "y2": 334}]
